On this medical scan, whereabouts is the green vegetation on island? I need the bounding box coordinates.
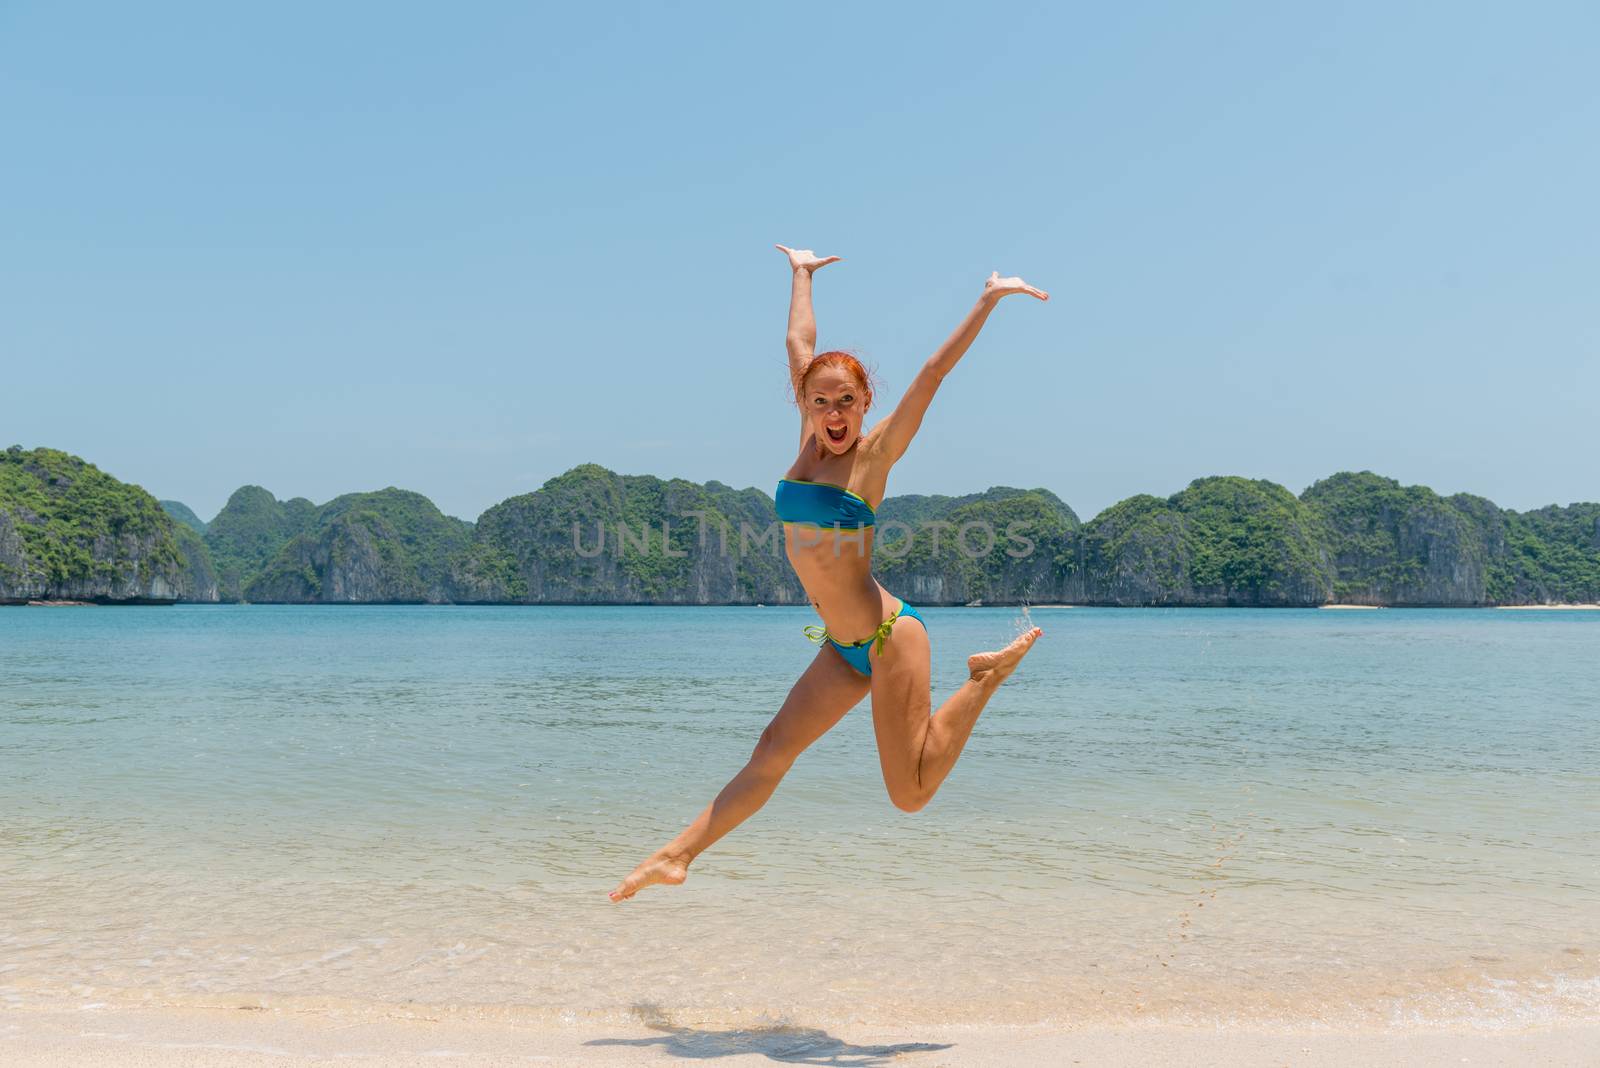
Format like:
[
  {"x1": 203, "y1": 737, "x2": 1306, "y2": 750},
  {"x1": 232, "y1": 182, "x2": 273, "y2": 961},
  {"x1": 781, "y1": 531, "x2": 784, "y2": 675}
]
[
  {"x1": 5, "y1": 445, "x2": 1598, "y2": 606},
  {"x1": 204, "y1": 486, "x2": 317, "y2": 601},
  {"x1": 1497, "y1": 502, "x2": 1600, "y2": 604},
  {"x1": 1303, "y1": 472, "x2": 1600, "y2": 606},
  {"x1": 466, "y1": 464, "x2": 803, "y2": 604},
  {"x1": 1304, "y1": 472, "x2": 1487, "y2": 604},
  {"x1": 245, "y1": 489, "x2": 473, "y2": 603},
  {"x1": 877, "y1": 487, "x2": 1079, "y2": 605},
  {"x1": 0, "y1": 446, "x2": 213, "y2": 603},
  {"x1": 1069, "y1": 477, "x2": 1334, "y2": 606}
]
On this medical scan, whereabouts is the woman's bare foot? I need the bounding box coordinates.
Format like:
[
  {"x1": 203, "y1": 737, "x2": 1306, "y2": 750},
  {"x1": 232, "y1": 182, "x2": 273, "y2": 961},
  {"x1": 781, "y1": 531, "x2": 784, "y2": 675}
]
[
  {"x1": 609, "y1": 850, "x2": 690, "y2": 902},
  {"x1": 967, "y1": 627, "x2": 1042, "y2": 684}
]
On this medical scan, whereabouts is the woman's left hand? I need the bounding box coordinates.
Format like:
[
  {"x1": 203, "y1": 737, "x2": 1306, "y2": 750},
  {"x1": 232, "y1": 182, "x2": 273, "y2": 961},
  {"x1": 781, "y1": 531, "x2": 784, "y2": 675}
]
[{"x1": 982, "y1": 272, "x2": 1049, "y2": 302}]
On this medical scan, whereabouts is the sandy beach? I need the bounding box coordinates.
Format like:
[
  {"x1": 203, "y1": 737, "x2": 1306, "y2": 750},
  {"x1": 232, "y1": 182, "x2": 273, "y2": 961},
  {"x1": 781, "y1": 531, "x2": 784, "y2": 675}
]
[
  {"x1": 5, "y1": 1005, "x2": 1598, "y2": 1067},
  {"x1": 7, "y1": 608, "x2": 1598, "y2": 1066}
]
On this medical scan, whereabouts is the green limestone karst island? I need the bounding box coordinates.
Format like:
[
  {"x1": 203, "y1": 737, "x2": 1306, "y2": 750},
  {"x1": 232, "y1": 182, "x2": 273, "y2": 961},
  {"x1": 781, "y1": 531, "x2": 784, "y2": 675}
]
[
  {"x1": 1, "y1": 446, "x2": 215, "y2": 603},
  {"x1": 2, "y1": 445, "x2": 1597, "y2": 606}
]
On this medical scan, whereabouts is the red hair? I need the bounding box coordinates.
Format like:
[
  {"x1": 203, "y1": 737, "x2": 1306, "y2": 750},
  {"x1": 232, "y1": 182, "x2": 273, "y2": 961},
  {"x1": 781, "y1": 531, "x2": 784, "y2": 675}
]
[{"x1": 793, "y1": 350, "x2": 878, "y2": 411}]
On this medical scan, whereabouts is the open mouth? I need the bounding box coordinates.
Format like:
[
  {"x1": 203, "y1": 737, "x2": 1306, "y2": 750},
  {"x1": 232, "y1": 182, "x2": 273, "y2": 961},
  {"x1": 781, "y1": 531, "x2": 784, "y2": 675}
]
[{"x1": 825, "y1": 424, "x2": 848, "y2": 444}]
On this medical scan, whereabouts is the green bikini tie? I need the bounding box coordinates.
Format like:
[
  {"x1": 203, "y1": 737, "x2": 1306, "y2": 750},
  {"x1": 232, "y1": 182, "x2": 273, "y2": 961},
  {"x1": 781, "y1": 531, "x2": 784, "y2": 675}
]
[{"x1": 804, "y1": 604, "x2": 903, "y2": 655}]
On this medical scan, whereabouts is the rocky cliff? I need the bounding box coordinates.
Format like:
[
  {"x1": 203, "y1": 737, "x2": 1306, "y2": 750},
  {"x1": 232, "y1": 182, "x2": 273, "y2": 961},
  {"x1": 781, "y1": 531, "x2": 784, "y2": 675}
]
[
  {"x1": 205, "y1": 464, "x2": 1600, "y2": 607},
  {"x1": 12, "y1": 447, "x2": 1599, "y2": 608},
  {"x1": 245, "y1": 489, "x2": 474, "y2": 603},
  {"x1": 0, "y1": 446, "x2": 217, "y2": 604},
  {"x1": 1301, "y1": 473, "x2": 1600, "y2": 606},
  {"x1": 1065, "y1": 477, "x2": 1335, "y2": 606},
  {"x1": 1303, "y1": 472, "x2": 1489, "y2": 605},
  {"x1": 875, "y1": 488, "x2": 1079, "y2": 605},
  {"x1": 173, "y1": 524, "x2": 220, "y2": 603},
  {"x1": 464, "y1": 464, "x2": 806, "y2": 604},
  {"x1": 204, "y1": 486, "x2": 318, "y2": 601}
]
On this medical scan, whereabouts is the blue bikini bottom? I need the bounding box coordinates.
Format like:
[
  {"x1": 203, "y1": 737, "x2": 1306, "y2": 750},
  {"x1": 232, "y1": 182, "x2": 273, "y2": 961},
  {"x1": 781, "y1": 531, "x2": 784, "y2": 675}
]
[{"x1": 804, "y1": 599, "x2": 926, "y2": 677}]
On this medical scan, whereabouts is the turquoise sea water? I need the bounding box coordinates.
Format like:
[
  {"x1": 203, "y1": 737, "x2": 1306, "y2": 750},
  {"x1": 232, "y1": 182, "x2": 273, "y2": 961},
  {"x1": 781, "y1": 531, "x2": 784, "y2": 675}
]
[{"x1": 2, "y1": 605, "x2": 1597, "y2": 1028}]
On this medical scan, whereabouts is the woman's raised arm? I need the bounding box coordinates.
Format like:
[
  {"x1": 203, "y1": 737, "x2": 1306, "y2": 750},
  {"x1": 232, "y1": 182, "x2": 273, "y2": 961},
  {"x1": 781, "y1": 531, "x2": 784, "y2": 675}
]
[
  {"x1": 776, "y1": 245, "x2": 841, "y2": 444},
  {"x1": 776, "y1": 244, "x2": 840, "y2": 380},
  {"x1": 869, "y1": 272, "x2": 1048, "y2": 465}
]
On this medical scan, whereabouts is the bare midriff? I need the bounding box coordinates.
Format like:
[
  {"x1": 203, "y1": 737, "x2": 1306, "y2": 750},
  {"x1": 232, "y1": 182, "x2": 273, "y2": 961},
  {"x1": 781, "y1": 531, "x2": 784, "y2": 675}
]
[{"x1": 783, "y1": 525, "x2": 901, "y2": 643}]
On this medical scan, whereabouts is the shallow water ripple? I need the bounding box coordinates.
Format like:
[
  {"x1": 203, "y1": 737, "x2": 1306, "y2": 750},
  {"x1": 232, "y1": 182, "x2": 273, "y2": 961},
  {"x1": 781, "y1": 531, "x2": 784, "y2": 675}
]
[{"x1": 2, "y1": 605, "x2": 1597, "y2": 1027}]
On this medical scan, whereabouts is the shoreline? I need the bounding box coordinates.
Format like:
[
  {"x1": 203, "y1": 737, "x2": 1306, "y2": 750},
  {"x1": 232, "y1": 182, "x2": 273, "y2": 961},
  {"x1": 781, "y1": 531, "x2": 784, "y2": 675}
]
[
  {"x1": 4, "y1": 1005, "x2": 1597, "y2": 1068},
  {"x1": 11, "y1": 600, "x2": 1600, "y2": 609}
]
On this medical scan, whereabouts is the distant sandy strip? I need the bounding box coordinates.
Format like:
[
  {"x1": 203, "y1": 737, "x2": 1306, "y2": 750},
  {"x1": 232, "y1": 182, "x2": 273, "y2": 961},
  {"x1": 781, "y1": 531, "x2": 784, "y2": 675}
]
[
  {"x1": 1319, "y1": 604, "x2": 1382, "y2": 610},
  {"x1": 3, "y1": 1006, "x2": 1598, "y2": 1068},
  {"x1": 1495, "y1": 603, "x2": 1600, "y2": 610}
]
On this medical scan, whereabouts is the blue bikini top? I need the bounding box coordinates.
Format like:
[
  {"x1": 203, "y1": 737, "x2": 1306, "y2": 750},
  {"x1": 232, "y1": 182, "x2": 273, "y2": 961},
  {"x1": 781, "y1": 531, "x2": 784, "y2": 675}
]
[{"x1": 775, "y1": 479, "x2": 877, "y2": 528}]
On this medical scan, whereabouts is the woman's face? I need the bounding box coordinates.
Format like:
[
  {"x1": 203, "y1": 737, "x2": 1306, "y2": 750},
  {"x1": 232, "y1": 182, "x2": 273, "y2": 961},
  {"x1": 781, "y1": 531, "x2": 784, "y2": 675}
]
[{"x1": 804, "y1": 366, "x2": 867, "y2": 455}]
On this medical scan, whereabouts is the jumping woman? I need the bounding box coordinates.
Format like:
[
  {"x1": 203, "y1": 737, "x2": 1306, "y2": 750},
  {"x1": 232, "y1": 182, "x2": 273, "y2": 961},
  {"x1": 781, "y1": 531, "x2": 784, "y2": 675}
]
[{"x1": 609, "y1": 246, "x2": 1048, "y2": 901}]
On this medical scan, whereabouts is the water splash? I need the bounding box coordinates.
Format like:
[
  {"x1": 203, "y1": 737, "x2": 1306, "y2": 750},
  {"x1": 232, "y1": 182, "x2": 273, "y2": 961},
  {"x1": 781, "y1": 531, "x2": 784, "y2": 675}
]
[{"x1": 1010, "y1": 580, "x2": 1038, "y2": 637}]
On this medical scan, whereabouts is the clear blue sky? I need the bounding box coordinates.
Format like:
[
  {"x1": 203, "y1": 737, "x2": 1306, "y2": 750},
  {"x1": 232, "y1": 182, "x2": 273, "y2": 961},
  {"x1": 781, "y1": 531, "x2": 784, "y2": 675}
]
[{"x1": 3, "y1": 2, "x2": 1596, "y2": 523}]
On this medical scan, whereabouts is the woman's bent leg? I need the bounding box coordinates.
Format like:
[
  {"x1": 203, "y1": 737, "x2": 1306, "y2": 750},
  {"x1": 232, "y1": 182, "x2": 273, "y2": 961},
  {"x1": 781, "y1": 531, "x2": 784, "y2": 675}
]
[
  {"x1": 868, "y1": 621, "x2": 1041, "y2": 813},
  {"x1": 608, "y1": 647, "x2": 870, "y2": 901}
]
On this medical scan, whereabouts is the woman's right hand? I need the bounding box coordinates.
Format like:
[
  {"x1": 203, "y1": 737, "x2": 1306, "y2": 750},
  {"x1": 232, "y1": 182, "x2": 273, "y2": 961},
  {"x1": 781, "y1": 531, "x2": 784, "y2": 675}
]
[
  {"x1": 982, "y1": 271, "x2": 1050, "y2": 302},
  {"x1": 776, "y1": 245, "x2": 842, "y2": 273}
]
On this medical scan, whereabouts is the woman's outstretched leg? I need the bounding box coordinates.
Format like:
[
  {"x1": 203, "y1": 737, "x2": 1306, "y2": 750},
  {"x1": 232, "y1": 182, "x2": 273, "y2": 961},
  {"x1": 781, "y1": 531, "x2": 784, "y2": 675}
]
[
  {"x1": 869, "y1": 623, "x2": 1042, "y2": 813},
  {"x1": 608, "y1": 648, "x2": 870, "y2": 901}
]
